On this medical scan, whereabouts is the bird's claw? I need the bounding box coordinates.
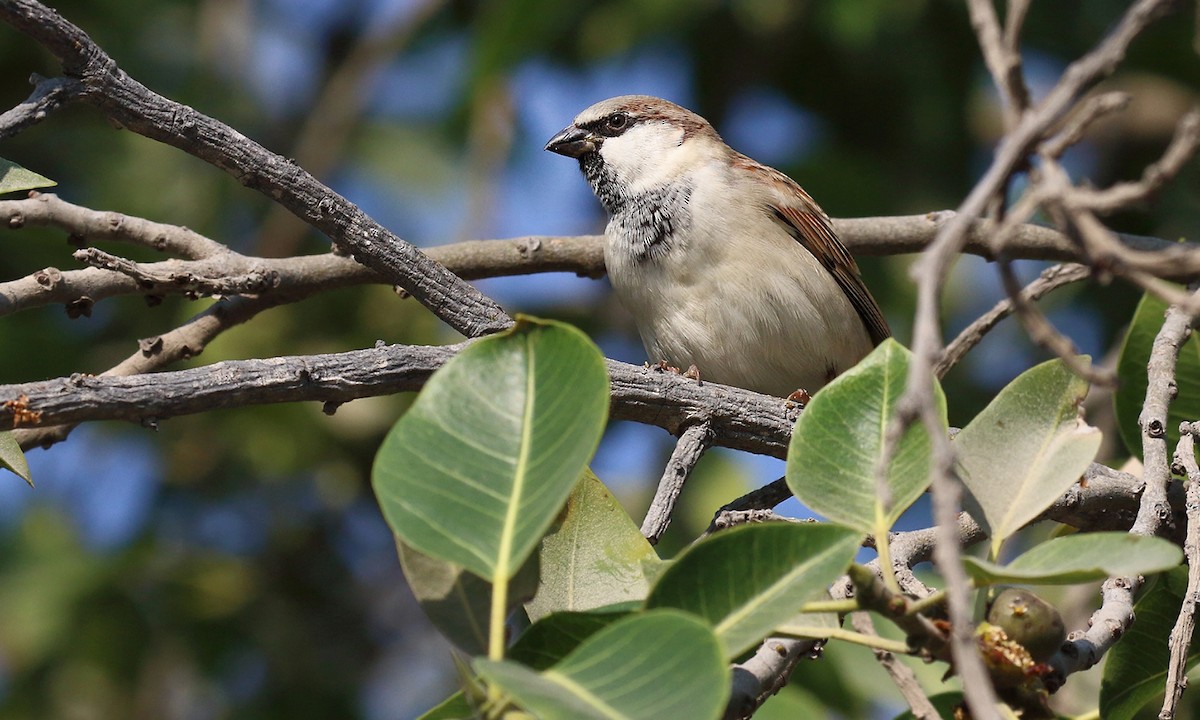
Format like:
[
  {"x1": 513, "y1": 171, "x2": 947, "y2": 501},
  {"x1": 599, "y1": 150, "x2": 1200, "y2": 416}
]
[
  {"x1": 786, "y1": 388, "x2": 812, "y2": 405},
  {"x1": 651, "y1": 360, "x2": 702, "y2": 385}
]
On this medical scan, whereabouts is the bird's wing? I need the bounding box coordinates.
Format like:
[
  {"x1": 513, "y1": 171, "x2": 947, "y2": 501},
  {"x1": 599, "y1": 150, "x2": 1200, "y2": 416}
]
[{"x1": 737, "y1": 156, "x2": 891, "y2": 345}]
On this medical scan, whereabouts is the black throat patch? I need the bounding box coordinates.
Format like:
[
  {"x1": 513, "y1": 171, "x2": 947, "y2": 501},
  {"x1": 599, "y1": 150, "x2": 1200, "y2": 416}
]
[{"x1": 581, "y1": 154, "x2": 692, "y2": 263}]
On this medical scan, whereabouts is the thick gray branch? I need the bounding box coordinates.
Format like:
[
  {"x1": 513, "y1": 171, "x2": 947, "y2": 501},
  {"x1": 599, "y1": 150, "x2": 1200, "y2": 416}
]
[{"x1": 0, "y1": 349, "x2": 801, "y2": 458}]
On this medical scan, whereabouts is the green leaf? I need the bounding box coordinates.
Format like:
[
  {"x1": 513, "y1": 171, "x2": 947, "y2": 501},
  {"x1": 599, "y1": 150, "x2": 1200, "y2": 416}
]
[
  {"x1": 955, "y1": 358, "x2": 1101, "y2": 556},
  {"x1": 0, "y1": 158, "x2": 56, "y2": 195},
  {"x1": 645, "y1": 522, "x2": 861, "y2": 658},
  {"x1": 1114, "y1": 292, "x2": 1200, "y2": 460},
  {"x1": 396, "y1": 538, "x2": 539, "y2": 654},
  {"x1": 0, "y1": 431, "x2": 31, "y2": 485},
  {"x1": 372, "y1": 316, "x2": 609, "y2": 582},
  {"x1": 476, "y1": 610, "x2": 727, "y2": 720},
  {"x1": 787, "y1": 339, "x2": 946, "y2": 534},
  {"x1": 416, "y1": 691, "x2": 475, "y2": 720},
  {"x1": 526, "y1": 470, "x2": 660, "y2": 622},
  {"x1": 963, "y1": 532, "x2": 1182, "y2": 585},
  {"x1": 510, "y1": 609, "x2": 631, "y2": 670},
  {"x1": 1101, "y1": 568, "x2": 1200, "y2": 720},
  {"x1": 421, "y1": 611, "x2": 628, "y2": 719}
]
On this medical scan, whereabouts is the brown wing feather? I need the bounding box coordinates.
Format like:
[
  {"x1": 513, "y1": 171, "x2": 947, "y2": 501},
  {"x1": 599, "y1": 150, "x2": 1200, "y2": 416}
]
[
  {"x1": 772, "y1": 203, "x2": 891, "y2": 345},
  {"x1": 728, "y1": 153, "x2": 890, "y2": 345},
  {"x1": 728, "y1": 153, "x2": 891, "y2": 345}
]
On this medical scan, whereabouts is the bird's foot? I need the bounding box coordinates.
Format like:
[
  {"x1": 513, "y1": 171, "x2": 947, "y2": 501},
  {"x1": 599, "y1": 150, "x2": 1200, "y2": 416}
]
[
  {"x1": 651, "y1": 361, "x2": 702, "y2": 384},
  {"x1": 786, "y1": 388, "x2": 812, "y2": 405}
]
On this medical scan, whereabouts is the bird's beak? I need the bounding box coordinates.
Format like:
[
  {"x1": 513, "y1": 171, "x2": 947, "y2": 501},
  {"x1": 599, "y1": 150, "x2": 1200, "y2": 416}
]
[{"x1": 544, "y1": 125, "x2": 598, "y2": 158}]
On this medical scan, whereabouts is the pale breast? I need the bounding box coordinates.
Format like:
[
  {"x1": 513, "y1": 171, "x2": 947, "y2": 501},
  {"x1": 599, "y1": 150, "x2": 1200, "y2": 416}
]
[{"x1": 604, "y1": 176, "x2": 873, "y2": 396}]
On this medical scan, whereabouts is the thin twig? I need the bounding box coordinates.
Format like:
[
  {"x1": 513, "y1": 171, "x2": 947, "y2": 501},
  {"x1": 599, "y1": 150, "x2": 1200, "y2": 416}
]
[
  {"x1": 938, "y1": 263, "x2": 1091, "y2": 378},
  {"x1": 2, "y1": 192, "x2": 226, "y2": 258},
  {"x1": 833, "y1": 214, "x2": 1198, "y2": 270},
  {"x1": 641, "y1": 421, "x2": 714, "y2": 544},
  {"x1": 1041, "y1": 91, "x2": 1131, "y2": 159},
  {"x1": 1067, "y1": 109, "x2": 1200, "y2": 214},
  {"x1": 1135, "y1": 301, "x2": 1195, "y2": 537},
  {"x1": 71, "y1": 247, "x2": 281, "y2": 296},
  {"x1": 849, "y1": 612, "x2": 940, "y2": 719},
  {"x1": 704, "y1": 509, "x2": 797, "y2": 535},
  {"x1": 967, "y1": 0, "x2": 1030, "y2": 125},
  {"x1": 995, "y1": 256, "x2": 1115, "y2": 385},
  {"x1": 708, "y1": 477, "x2": 792, "y2": 515},
  {"x1": 1161, "y1": 423, "x2": 1200, "y2": 719},
  {"x1": 1002, "y1": 0, "x2": 1032, "y2": 58},
  {"x1": 1027, "y1": 110, "x2": 1200, "y2": 300},
  {"x1": 0, "y1": 73, "x2": 81, "y2": 139}
]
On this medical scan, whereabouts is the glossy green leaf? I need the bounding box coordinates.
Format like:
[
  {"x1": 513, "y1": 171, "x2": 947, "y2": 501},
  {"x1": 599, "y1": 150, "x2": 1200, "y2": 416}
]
[
  {"x1": 476, "y1": 610, "x2": 727, "y2": 720},
  {"x1": 510, "y1": 609, "x2": 630, "y2": 670},
  {"x1": 526, "y1": 470, "x2": 660, "y2": 622},
  {"x1": 396, "y1": 538, "x2": 538, "y2": 654},
  {"x1": 955, "y1": 358, "x2": 1101, "y2": 556},
  {"x1": 787, "y1": 339, "x2": 946, "y2": 534},
  {"x1": 420, "y1": 610, "x2": 627, "y2": 719},
  {"x1": 645, "y1": 523, "x2": 861, "y2": 658},
  {"x1": 0, "y1": 432, "x2": 31, "y2": 485},
  {"x1": 963, "y1": 532, "x2": 1181, "y2": 585},
  {"x1": 1101, "y1": 568, "x2": 1200, "y2": 720},
  {"x1": 372, "y1": 317, "x2": 609, "y2": 582},
  {"x1": 1114, "y1": 292, "x2": 1200, "y2": 460},
  {"x1": 0, "y1": 158, "x2": 56, "y2": 195}
]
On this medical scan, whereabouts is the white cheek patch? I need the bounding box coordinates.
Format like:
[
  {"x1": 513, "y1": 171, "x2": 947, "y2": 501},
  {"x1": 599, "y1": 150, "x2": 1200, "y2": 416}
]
[{"x1": 600, "y1": 123, "x2": 699, "y2": 193}]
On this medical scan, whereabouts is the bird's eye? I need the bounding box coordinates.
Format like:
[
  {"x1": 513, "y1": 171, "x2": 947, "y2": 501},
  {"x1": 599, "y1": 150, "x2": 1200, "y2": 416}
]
[{"x1": 605, "y1": 113, "x2": 630, "y2": 133}]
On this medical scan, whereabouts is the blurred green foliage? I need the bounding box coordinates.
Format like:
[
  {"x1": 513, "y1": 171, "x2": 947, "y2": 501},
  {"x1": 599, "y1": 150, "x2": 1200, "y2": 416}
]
[{"x1": 0, "y1": 0, "x2": 1197, "y2": 717}]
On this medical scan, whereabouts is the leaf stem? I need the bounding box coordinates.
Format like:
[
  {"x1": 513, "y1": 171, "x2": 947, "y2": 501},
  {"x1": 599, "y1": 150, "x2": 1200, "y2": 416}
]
[
  {"x1": 485, "y1": 575, "x2": 509, "y2": 706},
  {"x1": 799, "y1": 598, "x2": 861, "y2": 614},
  {"x1": 874, "y1": 511, "x2": 904, "y2": 596},
  {"x1": 489, "y1": 574, "x2": 508, "y2": 660},
  {"x1": 781, "y1": 626, "x2": 913, "y2": 654},
  {"x1": 906, "y1": 589, "x2": 947, "y2": 616}
]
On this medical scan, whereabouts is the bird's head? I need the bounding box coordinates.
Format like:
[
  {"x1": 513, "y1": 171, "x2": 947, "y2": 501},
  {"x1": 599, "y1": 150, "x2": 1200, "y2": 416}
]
[{"x1": 545, "y1": 95, "x2": 720, "y2": 210}]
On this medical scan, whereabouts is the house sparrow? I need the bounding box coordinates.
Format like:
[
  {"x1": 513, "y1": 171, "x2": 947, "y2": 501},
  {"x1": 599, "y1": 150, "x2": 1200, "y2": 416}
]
[{"x1": 545, "y1": 95, "x2": 890, "y2": 397}]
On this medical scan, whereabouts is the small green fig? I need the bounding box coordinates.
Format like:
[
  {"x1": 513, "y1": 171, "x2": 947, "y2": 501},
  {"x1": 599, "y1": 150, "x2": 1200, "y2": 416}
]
[{"x1": 987, "y1": 587, "x2": 1066, "y2": 662}]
